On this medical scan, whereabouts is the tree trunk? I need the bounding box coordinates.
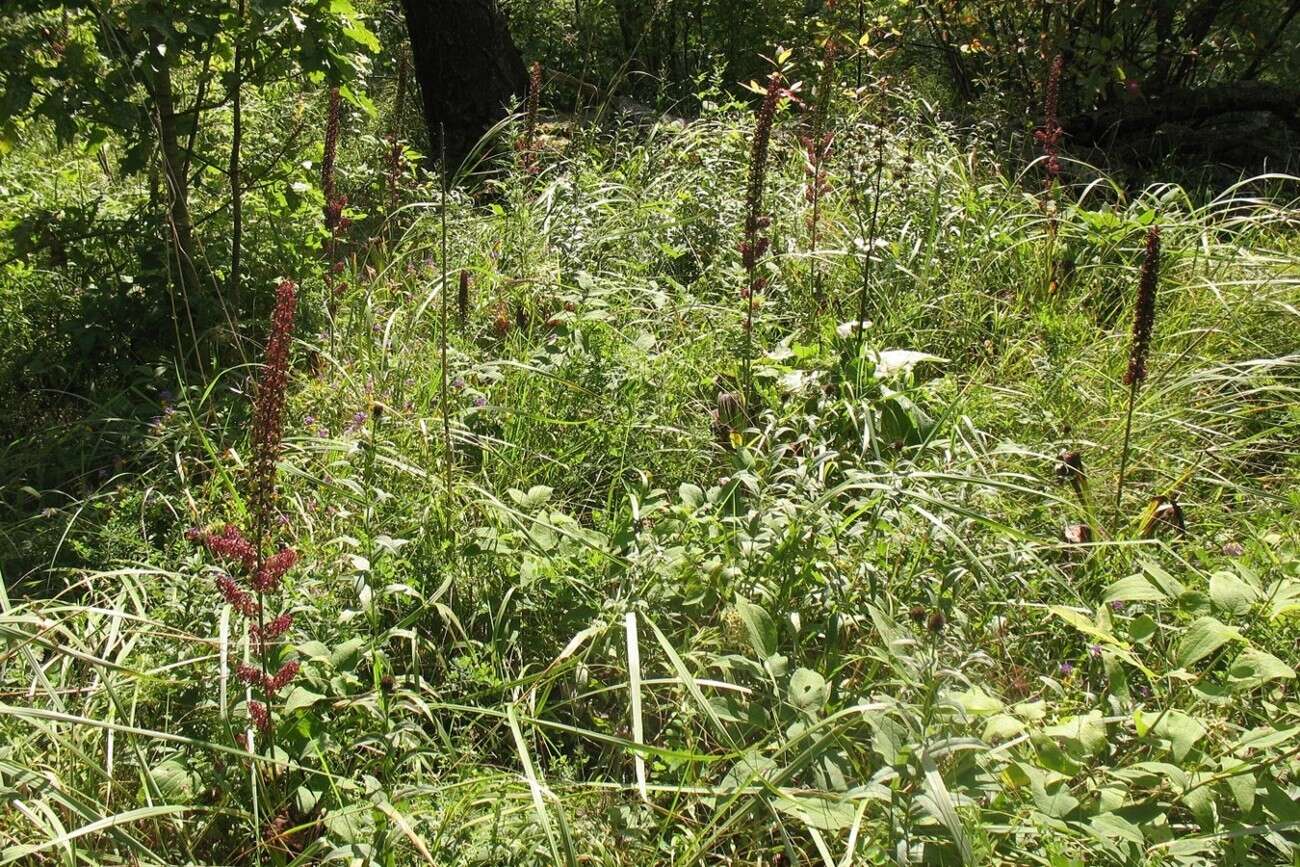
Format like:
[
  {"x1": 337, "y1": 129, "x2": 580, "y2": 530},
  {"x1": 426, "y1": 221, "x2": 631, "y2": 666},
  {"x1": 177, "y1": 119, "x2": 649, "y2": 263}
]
[
  {"x1": 149, "y1": 42, "x2": 202, "y2": 303},
  {"x1": 401, "y1": 0, "x2": 527, "y2": 170}
]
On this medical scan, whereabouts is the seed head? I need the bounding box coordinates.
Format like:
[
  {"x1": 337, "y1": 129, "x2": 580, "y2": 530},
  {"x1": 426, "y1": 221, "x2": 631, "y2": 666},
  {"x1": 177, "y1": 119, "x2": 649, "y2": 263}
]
[
  {"x1": 322, "y1": 88, "x2": 342, "y2": 229},
  {"x1": 249, "y1": 280, "x2": 298, "y2": 531},
  {"x1": 1123, "y1": 225, "x2": 1161, "y2": 386},
  {"x1": 458, "y1": 269, "x2": 471, "y2": 324},
  {"x1": 926, "y1": 610, "x2": 946, "y2": 634}
]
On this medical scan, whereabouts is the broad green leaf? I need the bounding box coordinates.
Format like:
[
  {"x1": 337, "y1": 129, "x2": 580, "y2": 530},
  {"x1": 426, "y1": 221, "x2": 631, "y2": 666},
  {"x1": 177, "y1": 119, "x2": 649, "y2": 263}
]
[
  {"x1": 1220, "y1": 757, "x2": 1256, "y2": 813},
  {"x1": 1175, "y1": 616, "x2": 1243, "y2": 668},
  {"x1": 1228, "y1": 647, "x2": 1294, "y2": 691},
  {"x1": 788, "y1": 668, "x2": 828, "y2": 711},
  {"x1": 148, "y1": 759, "x2": 199, "y2": 804},
  {"x1": 330, "y1": 637, "x2": 366, "y2": 671},
  {"x1": 283, "y1": 686, "x2": 326, "y2": 713},
  {"x1": 983, "y1": 714, "x2": 1024, "y2": 743},
  {"x1": 1208, "y1": 570, "x2": 1259, "y2": 616},
  {"x1": 1103, "y1": 574, "x2": 1169, "y2": 604},
  {"x1": 1089, "y1": 812, "x2": 1144, "y2": 845},
  {"x1": 733, "y1": 595, "x2": 777, "y2": 659},
  {"x1": 1136, "y1": 709, "x2": 1205, "y2": 762},
  {"x1": 953, "y1": 687, "x2": 1003, "y2": 717}
]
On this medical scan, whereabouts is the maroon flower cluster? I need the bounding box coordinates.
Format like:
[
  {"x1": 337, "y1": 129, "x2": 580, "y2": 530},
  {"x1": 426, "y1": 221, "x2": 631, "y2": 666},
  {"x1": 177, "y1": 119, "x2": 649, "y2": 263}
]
[
  {"x1": 1124, "y1": 225, "x2": 1161, "y2": 386},
  {"x1": 322, "y1": 87, "x2": 342, "y2": 230},
  {"x1": 237, "y1": 660, "x2": 300, "y2": 696},
  {"x1": 190, "y1": 280, "x2": 301, "y2": 735},
  {"x1": 1034, "y1": 55, "x2": 1065, "y2": 183},
  {"x1": 740, "y1": 72, "x2": 787, "y2": 303},
  {"x1": 517, "y1": 61, "x2": 543, "y2": 176}
]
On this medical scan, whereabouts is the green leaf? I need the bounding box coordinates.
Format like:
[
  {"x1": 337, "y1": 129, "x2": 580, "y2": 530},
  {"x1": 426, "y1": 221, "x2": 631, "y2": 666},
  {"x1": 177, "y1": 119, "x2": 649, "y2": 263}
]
[
  {"x1": 953, "y1": 687, "x2": 1003, "y2": 717},
  {"x1": 1089, "y1": 812, "x2": 1144, "y2": 845},
  {"x1": 787, "y1": 668, "x2": 828, "y2": 712},
  {"x1": 1136, "y1": 709, "x2": 1205, "y2": 762},
  {"x1": 1103, "y1": 574, "x2": 1169, "y2": 604},
  {"x1": 329, "y1": 637, "x2": 366, "y2": 671},
  {"x1": 1175, "y1": 616, "x2": 1243, "y2": 668},
  {"x1": 1048, "y1": 606, "x2": 1153, "y2": 676},
  {"x1": 282, "y1": 686, "x2": 326, "y2": 713},
  {"x1": 1209, "y1": 570, "x2": 1259, "y2": 616},
  {"x1": 733, "y1": 595, "x2": 777, "y2": 659},
  {"x1": 678, "y1": 483, "x2": 705, "y2": 509},
  {"x1": 920, "y1": 750, "x2": 976, "y2": 863},
  {"x1": 148, "y1": 758, "x2": 198, "y2": 804},
  {"x1": 1228, "y1": 647, "x2": 1294, "y2": 691},
  {"x1": 983, "y1": 714, "x2": 1024, "y2": 743}
]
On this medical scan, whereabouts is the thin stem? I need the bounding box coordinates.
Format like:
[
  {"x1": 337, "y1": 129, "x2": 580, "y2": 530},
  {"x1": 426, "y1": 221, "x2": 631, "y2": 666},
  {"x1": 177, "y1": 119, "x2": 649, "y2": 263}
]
[
  {"x1": 440, "y1": 123, "x2": 453, "y2": 495},
  {"x1": 229, "y1": 0, "x2": 245, "y2": 319},
  {"x1": 852, "y1": 142, "x2": 884, "y2": 365},
  {"x1": 1115, "y1": 377, "x2": 1140, "y2": 523}
]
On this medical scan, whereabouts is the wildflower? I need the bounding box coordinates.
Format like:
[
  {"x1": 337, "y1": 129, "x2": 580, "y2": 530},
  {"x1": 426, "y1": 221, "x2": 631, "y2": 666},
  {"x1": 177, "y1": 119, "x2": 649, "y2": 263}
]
[
  {"x1": 1088, "y1": 644, "x2": 1102, "y2": 658},
  {"x1": 249, "y1": 280, "x2": 298, "y2": 531},
  {"x1": 251, "y1": 612, "x2": 293, "y2": 645},
  {"x1": 1123, "y1": 226, "x2": 1161, "y2": 386},
  {"x1": 251, "y1": 547, "x2": 297, "y2": 593},
  {"x1": 1058, "y1": 661, "x2": 1074, "y2": 676},
  {"x1": 216, "y1": 574, "x2": 260, "y2": 618},
  {"x1": 926, "y1": 610, "x2": 946, "y2": 634},
  {"x1": 199, "y1": 524, "x2": 258, "y2": 571},
  {"x1": 458, "y1": 270, "x2": 471, "y2": 324},
  {"x1": 322, "y1": 88, "x2": 342, "y2": 229},
  {"x1": 516, "y1": 61, "x2": 543, "y2": 175},
  {"x1": 1223, "y1": 541, "x2": 1245, "y2": 557},
  {"x1": 1110, "y1": 600, "x2": 1125, "y2": 613},
  {"x1": 1034, "y1": 55, "x2": 1064, "y2": 183},
  {"x1": 248, "y1": 700, "x2": 270, "y2": 732},
  {"x1": 909, "y1": 604, "x2": 926, "y2": 625},
  {"x1": 236, "y1": 663, "x2": 264, "y2": 687},
  {"x1": 266, "y1": 660, "x2": 300, "y2": 696}
]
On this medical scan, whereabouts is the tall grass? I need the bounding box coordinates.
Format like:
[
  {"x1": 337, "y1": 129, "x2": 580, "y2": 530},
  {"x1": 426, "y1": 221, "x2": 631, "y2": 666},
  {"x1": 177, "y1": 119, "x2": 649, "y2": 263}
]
[{"x1": 2, "y1": 75, "x2": 1299, "y2": 865}]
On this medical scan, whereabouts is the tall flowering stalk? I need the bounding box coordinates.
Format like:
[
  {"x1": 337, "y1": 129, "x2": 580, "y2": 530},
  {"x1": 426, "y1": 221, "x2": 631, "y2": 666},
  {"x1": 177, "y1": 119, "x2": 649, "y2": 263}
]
[
  {"x1": 322, "y1": 88, "x2": 352, "y2": 331},
  {"x1": 516, "y1": 61, "x2": 543, "y2": 176},
  {"x1": 803, "y1": 40, "x2": 837, "y2": 315},
  {"x1": 1035, "y1": 54, "x2": 1064, "y2": 294},
  {"x1": 322, "y1": 87, "x2": 341, "y2": 227},
  {"x1": 190, "y1": 279, "x2": 302, "y2": 743},
  {"x1": 740, "y1": 72, "x2": 785, "y2": 398},
  {"x1": 1115, "y1": 225, "x2": 1161, "y2": 518}
]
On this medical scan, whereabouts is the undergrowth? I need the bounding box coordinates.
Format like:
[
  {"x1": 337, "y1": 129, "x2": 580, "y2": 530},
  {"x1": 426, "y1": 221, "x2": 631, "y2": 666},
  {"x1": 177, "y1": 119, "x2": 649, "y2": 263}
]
[{"x1": 3, "y1": 80, "x2": 1300, "y2": 866}]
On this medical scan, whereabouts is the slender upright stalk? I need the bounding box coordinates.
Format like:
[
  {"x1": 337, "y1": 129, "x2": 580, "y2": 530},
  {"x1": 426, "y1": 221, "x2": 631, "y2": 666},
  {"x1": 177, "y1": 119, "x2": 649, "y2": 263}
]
[
  {"x1": 229, "y1": 0, "x2": 246, "y2": 317},
  {"x1": 740, "y1": 73, "x2": 782, "y2": 401},
  {"x1": 1115, "y1": 225, "x2": 1162, "y2": 520},
  {"x1": 850, "y1": 137, "x2": 884, "y2": 365},
  {"x1": 439, "y1": 124, "x2": 453, "y2": 494}
]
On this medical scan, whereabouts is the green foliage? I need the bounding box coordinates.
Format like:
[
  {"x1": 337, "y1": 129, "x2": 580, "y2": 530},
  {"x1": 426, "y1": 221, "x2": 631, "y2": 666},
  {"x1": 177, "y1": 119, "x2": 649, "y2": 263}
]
[{"x1": 2, "y1": 15, "x2": 1300, "y2": 866}]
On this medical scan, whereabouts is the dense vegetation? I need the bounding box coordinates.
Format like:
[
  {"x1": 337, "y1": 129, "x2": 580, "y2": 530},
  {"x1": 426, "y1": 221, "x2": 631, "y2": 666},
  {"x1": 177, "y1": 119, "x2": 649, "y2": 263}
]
[{"x1": 2, "y1": 1, "x2": 1299, "y2": 864}]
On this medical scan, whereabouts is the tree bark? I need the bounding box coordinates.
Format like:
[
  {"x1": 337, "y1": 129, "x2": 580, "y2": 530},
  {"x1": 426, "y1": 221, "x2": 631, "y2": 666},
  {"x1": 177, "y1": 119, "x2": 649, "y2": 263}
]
[{"x1": 401, "y1": 0, "x2": 528, "y2": 170}]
